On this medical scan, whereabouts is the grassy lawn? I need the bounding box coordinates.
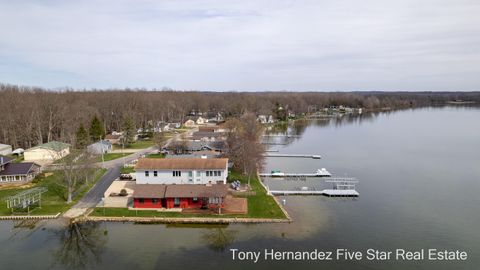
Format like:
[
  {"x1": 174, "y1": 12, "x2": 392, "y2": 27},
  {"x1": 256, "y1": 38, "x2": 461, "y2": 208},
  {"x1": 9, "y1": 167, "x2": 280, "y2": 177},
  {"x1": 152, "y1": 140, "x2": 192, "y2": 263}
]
[
  {"x1": 120, "y1": 166, "x2": 135, "y2": 174},
  {"x1": 97, "y1": 153, "x2": 130, "y2": 162},
  {"x1": 0, "y1": 169, "x2": 106, "y2": 216},
  {"x1": 228, "y1": 170, "x2": 286, "y2": 219},
  {"x1": 113, "y1": 140, "x2": 155, "y2": 150},
  {"x1": 90, "y1": 170, "x2": 287, "y2": 220}
]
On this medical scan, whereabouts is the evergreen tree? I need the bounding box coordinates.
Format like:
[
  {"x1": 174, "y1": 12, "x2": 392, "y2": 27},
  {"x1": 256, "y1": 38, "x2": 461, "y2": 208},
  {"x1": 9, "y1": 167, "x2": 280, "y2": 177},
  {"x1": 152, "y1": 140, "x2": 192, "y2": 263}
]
[
  {"x1": 122, "y1": 115, "x2": 136, "y2": 145},
  {"x1": 75, "y1": 123, "x2": 89, "y2": 149},
  {"x1": 89, "y1": 115, "x2": 105, "y2": 142}
]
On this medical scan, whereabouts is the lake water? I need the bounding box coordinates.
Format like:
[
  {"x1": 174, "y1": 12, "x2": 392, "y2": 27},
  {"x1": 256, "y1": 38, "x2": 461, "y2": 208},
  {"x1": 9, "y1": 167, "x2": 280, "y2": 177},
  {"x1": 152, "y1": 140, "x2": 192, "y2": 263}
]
[{"x1": 1, "y1": 106, "x2": 479, "y2": 270}]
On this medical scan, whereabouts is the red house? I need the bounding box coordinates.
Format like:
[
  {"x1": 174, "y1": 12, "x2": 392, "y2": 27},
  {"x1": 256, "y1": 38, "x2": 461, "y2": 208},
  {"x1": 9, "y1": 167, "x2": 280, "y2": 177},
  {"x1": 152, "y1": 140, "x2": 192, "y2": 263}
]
[{"x1": 133, "y1": 184, "x2": 228, "y2": 209}]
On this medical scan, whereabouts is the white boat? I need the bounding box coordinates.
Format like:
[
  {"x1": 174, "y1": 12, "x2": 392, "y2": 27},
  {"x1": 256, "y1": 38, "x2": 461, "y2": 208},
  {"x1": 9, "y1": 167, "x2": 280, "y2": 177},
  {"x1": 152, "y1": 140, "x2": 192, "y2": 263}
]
[
  {"x1": 270, "y1": 170, "x2": 285, "y2": 177},
  {"x1": 316, "y1": 168, "x2": 331, "y2": 177}
]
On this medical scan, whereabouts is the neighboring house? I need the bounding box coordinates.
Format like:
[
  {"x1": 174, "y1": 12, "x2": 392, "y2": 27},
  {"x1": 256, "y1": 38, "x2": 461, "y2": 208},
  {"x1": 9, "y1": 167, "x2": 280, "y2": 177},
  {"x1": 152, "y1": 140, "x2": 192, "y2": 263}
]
[
  {"x1": 196, "y1": 116, "x2": 207, "y2": 125},
  {"x1": 184, "y1": 119, "x2": 196, "y2": 128},
  {"x1": 191, "y1": 132, "x2": 225, "y2": 142},
  {"x1": 257, "y1": 115, "x2": 274, "y2": 124},
  {"x1": 206, "y1": 141, "x2": 228, "y2": 153},
  {"x1": 184, "y1": 116, "x2": 207, "y2": 127},
  {"x1": 105, "y1": 134, "x2": 122, "y2": 145},
  {"x1": 135, "y1": 158, "x2": 228, "y2": 185},
  {"x1": 24, "y1": 141, "x2": 70, "y2": 161},
  {"x1": 0, "y1": 144, "x2": 12, "y2": 156},
  {"x1": 87, "y1": 140, "x2": 113, "y2": 155},
  {"x1": 132, "y1": 183, "x2": 228, "y2": 209},
  {"x1": 0, "y1": 156, "x2": 41, "y2": 183}
]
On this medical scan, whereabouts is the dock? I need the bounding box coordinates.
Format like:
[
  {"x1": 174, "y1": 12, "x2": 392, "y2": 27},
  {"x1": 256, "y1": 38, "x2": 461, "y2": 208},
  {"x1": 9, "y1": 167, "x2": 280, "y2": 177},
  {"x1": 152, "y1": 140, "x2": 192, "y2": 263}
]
[
  {"x1": 262, "y1": 134, "x2": 301, "y2": 138},
  {"x1": 264, "y1": 153, "x2": 321, "y2": 159},
  {"x1": 259, "y1": 168, "x2": 331, "y2": 177},
  {"x1": 269, "y1": 189, "x2": 359, "y2": 197}
]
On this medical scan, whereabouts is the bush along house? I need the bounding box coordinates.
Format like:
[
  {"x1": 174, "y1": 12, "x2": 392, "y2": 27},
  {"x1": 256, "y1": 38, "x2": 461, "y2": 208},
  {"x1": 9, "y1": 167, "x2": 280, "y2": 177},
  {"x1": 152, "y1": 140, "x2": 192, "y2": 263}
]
[{"x1": 132, "y1": 157, "x2": 229, "y2": 210}]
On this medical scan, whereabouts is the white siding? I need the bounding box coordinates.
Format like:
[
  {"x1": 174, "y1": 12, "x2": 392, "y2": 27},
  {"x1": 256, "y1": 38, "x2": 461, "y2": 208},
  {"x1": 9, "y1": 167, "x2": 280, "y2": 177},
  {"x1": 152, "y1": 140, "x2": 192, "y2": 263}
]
[{"x1": 136, "y1": 168, "x2": 227, "y2": 185}]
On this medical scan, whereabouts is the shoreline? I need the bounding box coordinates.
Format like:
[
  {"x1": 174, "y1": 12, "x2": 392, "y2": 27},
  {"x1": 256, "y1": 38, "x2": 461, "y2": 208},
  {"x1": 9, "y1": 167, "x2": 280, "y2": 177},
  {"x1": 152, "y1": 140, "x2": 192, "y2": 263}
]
[{"x1": 75, "y1": 215, "x2": 291, "y2": 224}]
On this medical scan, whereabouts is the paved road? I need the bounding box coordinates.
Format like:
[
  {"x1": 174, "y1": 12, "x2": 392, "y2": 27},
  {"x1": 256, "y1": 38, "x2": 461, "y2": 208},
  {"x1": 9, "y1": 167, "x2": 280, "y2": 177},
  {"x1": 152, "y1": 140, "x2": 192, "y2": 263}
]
[{"x1": 63, "y1": 166, "x2": 120, "y2": 218}]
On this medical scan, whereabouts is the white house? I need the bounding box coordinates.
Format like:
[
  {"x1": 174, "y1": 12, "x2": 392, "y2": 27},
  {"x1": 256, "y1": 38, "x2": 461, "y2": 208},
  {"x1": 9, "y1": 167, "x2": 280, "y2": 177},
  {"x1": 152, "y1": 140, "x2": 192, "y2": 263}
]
[
  {"x1": 0, "y1": 144, "x2": 12, "y2": 156},
  {"x1": 24, "y1": 141, "x2": 70, "y2": 162},
  {"x1": 87, "y1": 140, "x2": 112, "y2": 154},
  {"x1": 135, "y1": 158, "x2": 228, "y2": 185}
]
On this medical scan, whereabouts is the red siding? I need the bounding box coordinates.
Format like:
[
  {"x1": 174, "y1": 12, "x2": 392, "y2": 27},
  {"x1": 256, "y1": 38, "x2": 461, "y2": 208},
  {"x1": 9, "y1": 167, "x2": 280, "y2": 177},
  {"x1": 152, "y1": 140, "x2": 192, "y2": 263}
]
[
  {"x1": 133, "y1": 198, "x2": 163, "y2": 208},
  {"x1": 134, "y1": 197, "x2": 224, "y2": 209}
]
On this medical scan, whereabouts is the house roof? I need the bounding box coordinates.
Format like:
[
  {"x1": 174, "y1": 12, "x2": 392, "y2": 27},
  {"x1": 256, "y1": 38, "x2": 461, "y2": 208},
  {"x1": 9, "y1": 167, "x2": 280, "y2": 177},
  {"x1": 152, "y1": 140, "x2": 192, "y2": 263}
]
[
  {"x1": 192, "y1": 132, "x2": 224, "y2": 138},
  {"x1": 135, "y1": 158, "x2": 228, "y2": 170},
  {"x1": 0, "y1": 162, "x2": 38, "y2": 176},
  {"x1": 0, "y1": 156, "x2": 14, "y2": 166},
  {"x1": 132, "y1": 184, "x2": 228, "y2": 198},
  {"x1": 30, "y1": 141, "x2": 70, "y2": 151},
  {"x1": 206, "y1": 141, "x2": 227, "y2": 151},
  {"x1": 198, "y1": 127, "x2": 217, "y2": 132},
  {"x1": 133, "y1": 184, "x2": 167, "y2": 198},
  {"x1": 164, "y1": 184, "x2": 228, "y2": 198},
  {"x1": 0, "y1": 144, "x2": 12, "y2": 149},
  {"x1": 88, "y1": 140, "x2": 112, "y2": 147}
]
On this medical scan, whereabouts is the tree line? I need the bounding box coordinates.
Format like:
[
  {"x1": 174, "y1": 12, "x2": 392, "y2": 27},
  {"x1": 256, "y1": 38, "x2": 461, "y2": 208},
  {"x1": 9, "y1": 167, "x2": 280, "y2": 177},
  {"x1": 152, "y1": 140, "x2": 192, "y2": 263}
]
[{"x1": 1, "y1": 83, "x2": 479, "y2": 149}]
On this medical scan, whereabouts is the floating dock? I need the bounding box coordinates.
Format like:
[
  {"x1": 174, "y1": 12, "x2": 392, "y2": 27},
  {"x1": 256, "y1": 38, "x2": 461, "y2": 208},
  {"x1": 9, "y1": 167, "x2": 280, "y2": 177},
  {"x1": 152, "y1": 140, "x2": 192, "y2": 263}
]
[
  {"x1": 262, "y1": 134, "x2": 301, "y2": 138},
  {"x1": 269, "y1": 189, "x2": 359, "y2": 197},
  {"x1": 264, "y1": 153, "x2": 321, "y2": 159},
  {"x1": 259, "y1": 168, "x2": 331, "y2": 177}
]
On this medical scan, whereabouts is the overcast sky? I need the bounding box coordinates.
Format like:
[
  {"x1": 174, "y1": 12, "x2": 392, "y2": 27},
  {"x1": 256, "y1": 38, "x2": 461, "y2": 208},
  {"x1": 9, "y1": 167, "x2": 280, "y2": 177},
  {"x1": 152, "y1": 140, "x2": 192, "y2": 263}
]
[{"x1": 0, "y1": 0, "x2": 479, "y2": 91}]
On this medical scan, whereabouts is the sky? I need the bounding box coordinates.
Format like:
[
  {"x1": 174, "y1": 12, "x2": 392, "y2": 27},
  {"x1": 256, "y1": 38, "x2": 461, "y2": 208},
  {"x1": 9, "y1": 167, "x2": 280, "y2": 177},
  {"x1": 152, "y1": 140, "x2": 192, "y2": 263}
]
[{"x1": 0, "y1": 0, "x2": 479, "y2": 91}]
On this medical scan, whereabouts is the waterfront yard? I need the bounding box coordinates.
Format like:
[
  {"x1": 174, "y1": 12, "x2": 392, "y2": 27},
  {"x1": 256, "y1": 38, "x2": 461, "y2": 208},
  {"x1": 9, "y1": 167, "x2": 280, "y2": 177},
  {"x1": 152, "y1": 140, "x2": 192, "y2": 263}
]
[{"x1": 0, "y1": 169, "x2": 106, "y2": 216}]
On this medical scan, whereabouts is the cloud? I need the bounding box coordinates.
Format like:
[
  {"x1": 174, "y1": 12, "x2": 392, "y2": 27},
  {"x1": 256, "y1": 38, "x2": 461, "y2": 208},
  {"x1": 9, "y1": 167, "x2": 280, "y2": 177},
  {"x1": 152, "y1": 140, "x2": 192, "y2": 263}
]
[{"x1": 0, "y1": 0, "x2": 479, "y2": 91}]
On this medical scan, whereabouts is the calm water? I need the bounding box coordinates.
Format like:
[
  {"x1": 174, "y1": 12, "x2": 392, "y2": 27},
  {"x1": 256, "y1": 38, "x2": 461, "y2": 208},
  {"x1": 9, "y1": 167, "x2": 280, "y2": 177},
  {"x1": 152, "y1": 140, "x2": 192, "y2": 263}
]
[{"x1": 1, "y1": 106, "x2": 479, "y2": 270}]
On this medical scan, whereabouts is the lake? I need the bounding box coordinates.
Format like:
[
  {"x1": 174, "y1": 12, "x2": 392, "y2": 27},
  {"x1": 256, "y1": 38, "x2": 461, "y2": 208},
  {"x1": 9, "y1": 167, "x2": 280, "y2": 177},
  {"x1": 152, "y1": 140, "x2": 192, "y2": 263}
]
[{"x1": 0, "y1": 106, "x2": 479, "y2": 270}]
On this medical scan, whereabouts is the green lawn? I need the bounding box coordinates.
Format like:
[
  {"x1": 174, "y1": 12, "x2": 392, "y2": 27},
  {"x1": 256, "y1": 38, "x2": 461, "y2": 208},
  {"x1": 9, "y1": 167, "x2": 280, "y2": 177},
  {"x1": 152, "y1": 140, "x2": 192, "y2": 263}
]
[
  {"x1": 97, "y1": 153, "x2": 129, "y2": 162},
  {"x1": 228, "y1": 170, "x2": 286, "y2": 219},
  {"x1": 113, "y1": 140, "x2": 155, "y2": 150},
  {"x1": 90, "y1": 170, "x2": 287, "y2": 220},
  {"x1": 0, "y1": 169, "x2": 106, "y2": 216},
  {"x1": 120, "y1": 166, "x2": 135, "y2": 174}
]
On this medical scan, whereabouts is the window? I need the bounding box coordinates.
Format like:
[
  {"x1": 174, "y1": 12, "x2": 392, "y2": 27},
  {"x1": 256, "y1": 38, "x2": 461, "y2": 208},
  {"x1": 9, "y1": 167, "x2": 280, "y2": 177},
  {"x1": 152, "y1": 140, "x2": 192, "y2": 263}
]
[
  {"x1": 153, "y1": 171, "x2": 158, "y2": 177},
  {"x1": 193, "y1": 197, "x2": 198, "y2": 202},
  {"x1": 139, "y1": 198, "x2": 145, "y2": 204},
  {"x1": 152, "y1": 199, "x2": 158, "y2": 204},
  {"x1": 145, "y1": 171, "x2": 149, "y2": 177},
  {"x1": 173, "y1": 171, "x2": 181, "y2": 177},
  {"x1": 214, "y1": 171, "x2": 221, "y2": 177},
  {"x1": 188, "y1": 171, "x2": 193, "y2": 177},
  {"x1": 206, "y1": 171, "x2": 214, "y2": 177},
  {"x1": 196, "y1": 171, "x2": 201, "y2": 177},
  {"x1": 174, "y1": 198, "x2": 180, "y2": 206}
]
